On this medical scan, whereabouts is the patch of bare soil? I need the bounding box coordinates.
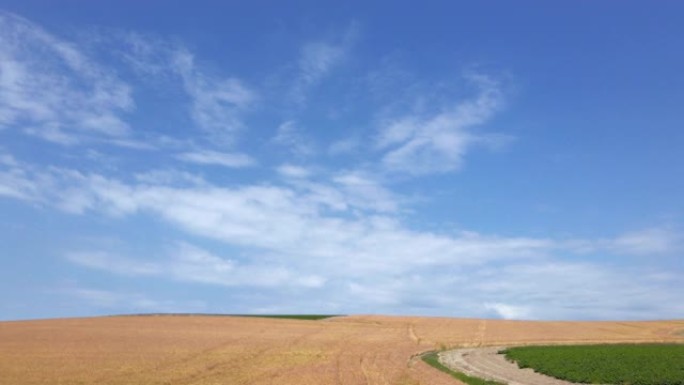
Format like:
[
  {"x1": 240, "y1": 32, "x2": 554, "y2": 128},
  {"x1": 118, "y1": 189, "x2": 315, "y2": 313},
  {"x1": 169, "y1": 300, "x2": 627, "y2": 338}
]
[{"x1": 439, "y1": 347, "x2": 575, "y2": 385}]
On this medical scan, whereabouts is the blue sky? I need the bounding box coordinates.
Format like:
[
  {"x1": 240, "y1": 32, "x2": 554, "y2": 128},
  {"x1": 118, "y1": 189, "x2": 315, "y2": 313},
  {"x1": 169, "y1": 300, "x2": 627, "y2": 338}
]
[{"x1": 1, "y1": 1, "x2": 682, "y2": 321}]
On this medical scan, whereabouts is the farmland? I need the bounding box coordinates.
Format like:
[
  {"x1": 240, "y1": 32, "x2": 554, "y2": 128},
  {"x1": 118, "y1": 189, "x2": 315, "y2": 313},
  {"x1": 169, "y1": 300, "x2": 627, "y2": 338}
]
[
  {"x1": 0, "y1": 315, "x2": 682, "y2": 385},
  {"x1": 503, "y1": 344, "x2": 684, "y2": 385},
  {"x1": 422, "y1": 351, "x2": 504, "y2": 385}
]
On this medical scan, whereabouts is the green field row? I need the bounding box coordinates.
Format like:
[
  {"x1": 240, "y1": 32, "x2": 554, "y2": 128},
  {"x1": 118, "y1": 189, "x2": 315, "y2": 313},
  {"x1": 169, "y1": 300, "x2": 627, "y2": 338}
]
[
  {"x1": 117, "y1": 313, "x2": 340, "y2": 320},
  {"x1": 503, "y1": 344, "x2": 684, "y2": 385}
]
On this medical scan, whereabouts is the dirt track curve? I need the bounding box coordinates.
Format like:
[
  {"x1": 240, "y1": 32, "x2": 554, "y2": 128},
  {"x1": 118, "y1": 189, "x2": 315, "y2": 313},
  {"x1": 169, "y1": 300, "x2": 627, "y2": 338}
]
[{"x1": 439, "y1": 347, "x2": 577, "y2": 385}]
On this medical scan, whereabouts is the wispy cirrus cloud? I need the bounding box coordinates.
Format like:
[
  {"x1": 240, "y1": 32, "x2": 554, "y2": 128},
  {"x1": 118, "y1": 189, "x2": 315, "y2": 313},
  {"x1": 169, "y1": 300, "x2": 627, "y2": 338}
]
[
  {"x1": 330, "y1": 170, "x2": 399, "y2": 213},
  {"x1": 65, "y1": 287, "x2": 207, "y2": 313},
  {"x1": 134, "y1": 169, "x2": 207, "y2": 187},
  {"x1": 66, "y1": 251, "x2": 160, "y2": 276},
  {"x1": 0, "y1": 166, "x2": 40, "y2": 201},
  {"x1": 328, "y1": 137, "x2": 361, "y2": 156},
  {"x1": 377, "y1": 74, "x2": 510, "y2": 175},
  {"x1": 113, "y1": 31, "x2": 257, "y2": 143},
  {"x1": 0, "y1": 22, "x2": 257, "y2": 148},
  {"x1": 563, "y1": 227, "x2": 683, "y2": 257},
  {"x1": 0, "y1": 152, "x2": 56, "y2": 202},
  {"x1": 172, "y1": 48, "x2": 255, "y2": 142},
  {"x1": 298, "y1": 41, "x2": 345, "y2": 86},
  {"x1": 272, "y1": 120, "x2": 316, "y2": 157},
  {"x1": 276, "y1": 164, "x2": 313, "y2": 179},
  {"x1": 275, "y1": 168, "x2": 400, "y2": 214},
  {"x1": 0, "y1": 11, "x2": 133, "y2": 144},
  {"x1": 608, "y1": 228, "x2": 682, "y2": 256},
  {"x1": 177, "y1": 149, "x2": 255, "y2": 168},
  {"x1": 290, "y1": 23, "x2": 357, "y2": 104},
  {"x1": 67, "y1": 242, "x2": 326, "y2": 288},
  {"x1": 111, "y1": 31, "x2": 177, "y2": 77}
]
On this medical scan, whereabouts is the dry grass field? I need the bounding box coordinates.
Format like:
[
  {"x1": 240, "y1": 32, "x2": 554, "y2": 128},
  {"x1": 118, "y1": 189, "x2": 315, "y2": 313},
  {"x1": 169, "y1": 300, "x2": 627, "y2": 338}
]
[{"x1": 0, "y1": 315, "x2": 682, "y2": 385}]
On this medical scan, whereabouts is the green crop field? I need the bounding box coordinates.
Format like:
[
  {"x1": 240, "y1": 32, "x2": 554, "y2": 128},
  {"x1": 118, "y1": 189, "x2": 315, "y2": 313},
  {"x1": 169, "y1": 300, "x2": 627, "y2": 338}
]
[
  {"x1": 503, "y1": 344, "x2": 684, "y2": 385},
  {"x1": 118, "y1": 313, "x2": 340, "y2": 320}
]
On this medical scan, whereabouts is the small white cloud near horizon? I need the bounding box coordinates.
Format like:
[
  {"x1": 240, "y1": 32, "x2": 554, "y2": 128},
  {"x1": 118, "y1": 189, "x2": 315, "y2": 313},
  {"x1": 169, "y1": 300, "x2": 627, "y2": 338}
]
[{"x1": 485, "y1": 302, "x2": 533, "y2": 320}]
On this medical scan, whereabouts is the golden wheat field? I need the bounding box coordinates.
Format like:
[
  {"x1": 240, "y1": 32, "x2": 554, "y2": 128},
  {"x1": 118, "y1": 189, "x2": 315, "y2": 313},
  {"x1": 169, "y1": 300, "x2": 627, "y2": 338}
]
[{"x1": 0, "y1": 315, "x2": 682, "y2": 385}]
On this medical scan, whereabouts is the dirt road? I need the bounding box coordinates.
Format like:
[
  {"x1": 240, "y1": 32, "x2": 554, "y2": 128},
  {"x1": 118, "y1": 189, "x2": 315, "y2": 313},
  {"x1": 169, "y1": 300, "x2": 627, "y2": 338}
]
[{"x1": 439, "y1": 347, "x2": 576, "y2": 385}]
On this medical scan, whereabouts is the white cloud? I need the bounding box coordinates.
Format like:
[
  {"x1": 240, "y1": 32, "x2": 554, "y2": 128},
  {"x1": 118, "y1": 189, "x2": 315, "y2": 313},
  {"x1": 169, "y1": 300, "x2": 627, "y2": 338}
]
[
  {"x1": 172, "y1": 48, "x2": 255, "y2": 141},
  {"x1": 66, "y1": 251, "x2": 160, "y2": 276},
  {"x1": 562, "y1": 228, "x2": 683, "y2": 257},
  {"x1": 290, "y1": 23, "x2": 357, "y2": 104},
  {"x1": 177, "y1": 149, "x2": 255, "y2": 168},
  {"x1": 135, "y1": 169, "x2": 207, "y2": 186},
  {"x1": 89, "y1": 30, "x2": 255, "y2": 144},
  {"x1": 3, "y1": 162, "x2": 550, "y2": 282},
  {"x1": 114, "y1": 28, "x2": 265, "y2": 148},
  {"x1": 484, "y1": 303, "x2": 532, "y2": 320},
  {"x1": 0, "y1": 11, "x2": 133, "y2": 144},
  {"x1": 57, "y1": 176, "x2": 552, "y2": 281},
  {"x1": 476, "y1": 261, "x2": 684, "y2": 320},
  {"x1": 113, "y1": 31, "x2": 175, "y2": 76},
  {"x1": 0, "y1": 155, "x2": 57, "y2": 202},
  {"x1": 66, "y1": 287, "x2": 206, "y2": 313},
  {"x1": 377, "y1": 74, "x2": 507, "y2": 175},
  {"x1": 0, "y1": 152, "x2": 17, "y2": 166},
  {"x1": 331, "y1": 171, "x2": 399, "y2": 213},
  {"x1": 276, "y1": 164, "x2": 312, "y2": 179},
  {"x1": 2, "y1": 14, "x2": 680, "y2": 321},
  {"x1": 171, "y1": 242, "x2": 325, "y2": 288},
  {"x1": 2, "y1": 158, "x2": 682, "y2": 319},
  {"x1": 63, "y1": 173, "x2": 139, "y2": 216},
  {"x1": 1, "y1": 164, "x2": 550, "y2": 268},
  {"x1": 328, "y1": 138, "x2": 360, "y2": 156},
  {"x1": 0, "y1": 166, "x2": 39, "y2": 201},
  {"x1": 66, "y1": 242, "x2": 326, "y2": 289},
  {"x1": 274, "y1": 168, "x2": 400, "y2": 214},
  {"x1": 69, "y1": 288, "x2": 130, "y2": 308},
  {"x1": 272, "y1": 120, "x2": 316, "y2": 156},
  {"x1": 609, "y1": 228, "x2": 681, "y2": 256},
  {"x1": 298, "y1": 42, "x2": 345, "y2": 86}
]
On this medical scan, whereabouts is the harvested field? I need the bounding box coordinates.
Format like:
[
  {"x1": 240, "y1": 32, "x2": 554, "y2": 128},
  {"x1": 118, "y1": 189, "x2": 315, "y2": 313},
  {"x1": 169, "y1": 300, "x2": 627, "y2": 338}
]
[{"x1": 0, "y1": 315, "x2": 682, "y2": 385}]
